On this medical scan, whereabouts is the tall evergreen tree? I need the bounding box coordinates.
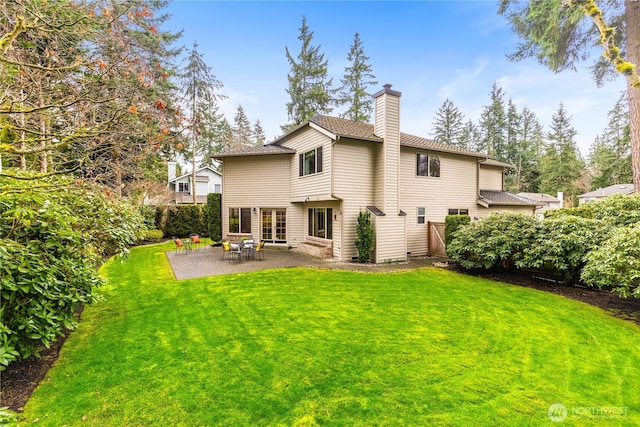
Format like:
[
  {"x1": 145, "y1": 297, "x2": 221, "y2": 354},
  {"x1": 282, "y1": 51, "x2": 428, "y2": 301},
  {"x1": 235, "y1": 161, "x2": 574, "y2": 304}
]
[
  {"x1": 431, "y1": 99, "x2": 466, "y2": 147},
  {"x1": 478, "y1": 83, "x2": 507, "y2": 159},
  {"x1": 503, "y1": 106, "x2": 545, "y2": 192},
  {"x1": 460, "y1": 120, "x2": 482, "y2": 152},
  {"x1": 539, "y1": 103, "x2": 585, "y2": 205},
  {"x1": 282, "y1": 16, "x2": 334, "y2": 132},
  {"x1": 337, "y1": 32, "x2": 378, "y2": 122},
  {"x1": 588, "y1": 92, "x2": 632, "y2": 187},
  {"x1": 232, "y1": 105, "x2": 253, "y2": 148},
  {"x1": 253, "y1": 119, "x2": 267, "y2": 146},
  {"x1": 178, "y1": 42, "x2": 226, "y2": 203},
  {"x1": 499, "y1": 0, "x2": 640, "y2": 193}
]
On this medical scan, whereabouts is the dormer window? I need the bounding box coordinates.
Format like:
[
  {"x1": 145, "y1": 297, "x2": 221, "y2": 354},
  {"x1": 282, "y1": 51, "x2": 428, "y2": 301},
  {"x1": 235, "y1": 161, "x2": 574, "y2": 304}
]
[
  {"x1": 299, "y1": 146, "x2": 323, "y2": 176},
  {"x1": 417, "y1": 153, "x2": 440, "y2": 177}
]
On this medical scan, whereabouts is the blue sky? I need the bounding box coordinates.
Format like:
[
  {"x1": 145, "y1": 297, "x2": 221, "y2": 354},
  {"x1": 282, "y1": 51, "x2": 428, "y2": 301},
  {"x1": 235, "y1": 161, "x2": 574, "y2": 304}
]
[{"x1": 165, "y1": 0, "x2": 627, "y2": 157}]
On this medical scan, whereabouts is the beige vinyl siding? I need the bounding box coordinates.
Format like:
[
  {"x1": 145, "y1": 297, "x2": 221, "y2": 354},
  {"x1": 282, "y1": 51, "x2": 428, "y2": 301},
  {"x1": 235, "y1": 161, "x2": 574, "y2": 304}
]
[
  {"x1": 374, "y1": 95, "x2": 401, "y2": 212},
  {"x1": 373, "y1": 215, "x2": 407, "y2": 263},
  {"x1": 333, "y1": 139, "x2": 377, "y2": 261},
  {"x1": 400, "y1": 148, "x2": 478, "y2": 256},
  {"x1": 479, "y1": 165, "x2": 504, "y2": 191},
  {"x1": 222, "y1": 155, "x2": 295, "y2": 242},
  {"x1": 286, "y1": 127, "x2": 333, "y2": 202}
]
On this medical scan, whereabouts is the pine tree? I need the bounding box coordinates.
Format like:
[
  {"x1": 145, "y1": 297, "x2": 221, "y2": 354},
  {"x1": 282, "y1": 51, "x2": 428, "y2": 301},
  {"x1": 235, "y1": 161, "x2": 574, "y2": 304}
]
[
  {"x1": 478, "y1": 83, "x2": 507, "y2": 159},
  {"x1": 233, "y1": 105, "x2": 253, "y2": 148},
  {"x1": 504, "y1": 106, "x2": 543, "y2": 192},
  {"x1": 179, "y1": 42, "x2": 226, "y2": 203},
  {"x1": 253, "y1": 119, "x2": 267, "y2": 146},
  {"x1": 431, "y1": 99, "x2": 466, "y2": 147},
  {"x1": 499, "y1": 0, "x2": 640, "y2": 193},
  {"x1": 588, "y1": 92, "x2": 632, "y2": 187},
  {"x1": 539, "y1": 103, "x2": 585, "y2": 206},
  {"x1": 460, "y1": 120, "x2": 482, "y2": 152},
  {"x1": 282, "y1": 16, "x2": 335, "y2": 132},
  {"x1": 337, "y1": 32, "x2": 378, "y2": 122}
]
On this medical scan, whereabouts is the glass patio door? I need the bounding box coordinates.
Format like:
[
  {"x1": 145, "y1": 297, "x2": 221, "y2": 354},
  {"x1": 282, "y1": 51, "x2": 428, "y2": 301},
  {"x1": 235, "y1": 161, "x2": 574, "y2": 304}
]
[{"x1": 261, "y1": 209, "x2": 286, "y2": 243}]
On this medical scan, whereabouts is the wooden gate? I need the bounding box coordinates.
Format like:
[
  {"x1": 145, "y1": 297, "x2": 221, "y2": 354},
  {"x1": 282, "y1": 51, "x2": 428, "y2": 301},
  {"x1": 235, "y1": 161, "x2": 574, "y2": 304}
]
[{"x1": 427, "y1": 221, "x2": 446, "y2": 257}]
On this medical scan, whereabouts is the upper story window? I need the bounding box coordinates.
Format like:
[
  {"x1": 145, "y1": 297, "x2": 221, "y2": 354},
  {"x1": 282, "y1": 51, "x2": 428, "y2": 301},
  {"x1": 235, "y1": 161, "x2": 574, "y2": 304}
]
[
  {"x1": 178, "y1": 182, "x2": 190, "y2": 193},
  {"x1": 417, "y1": 153, "x2": 440, "y2": 177},
  {"x1": 299, "y1": 146, "x2": 323, "y2": 176}
]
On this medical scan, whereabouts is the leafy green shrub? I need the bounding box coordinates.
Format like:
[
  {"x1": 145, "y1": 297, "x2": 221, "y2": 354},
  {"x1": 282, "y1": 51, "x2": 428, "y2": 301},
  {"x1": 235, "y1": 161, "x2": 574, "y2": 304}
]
[
  {"x1": 520, "y1": 216, "x2": 609, "y2": 284},
  {"x1": 205, "y1": 193, "x2": 221, "y2": 242},
  {"x1": 164, "y1": 205, "x2": 205, "y2": 237},
  {"x1": 355, "y1": 211, "x2": 373, "y2": 263},
  {"x1": 0, "y1": 174, "x2": 147, "y2": 369},
  {"x1": 445, "y1": 214, "x2": 470, "y2": 247},
  {"x1": 546, "y1": 194, "x2": 640, "y2": 227},
  {"x1": 0, "y1": 179, "x2": 105, "y2": 369},
  {"x1": 143, "y1": 229, "x2": 163, "y2": 242},
  {"x1": 581, "y1": 223, "x2": 640, "y2": 298},
  {"x1": 139, "y1": 205, "x2": 156, "y2": 229},
  {"x1": 447, "y1": 213, "x2": 539, "y2": 270}
]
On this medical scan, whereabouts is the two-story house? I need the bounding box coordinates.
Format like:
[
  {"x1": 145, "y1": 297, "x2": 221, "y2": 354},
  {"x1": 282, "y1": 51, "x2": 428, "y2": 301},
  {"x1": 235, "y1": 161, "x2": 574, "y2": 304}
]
[
  {"x1": 167, "y1": 161, "x2": 222, "y2": 204},
  {"x1": 214, "y1": 84, "x2": 537, "y2": 263}
]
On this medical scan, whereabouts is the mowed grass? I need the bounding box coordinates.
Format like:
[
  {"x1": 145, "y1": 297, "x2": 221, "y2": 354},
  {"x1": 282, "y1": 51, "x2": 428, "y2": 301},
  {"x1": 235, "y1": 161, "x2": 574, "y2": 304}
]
[{"x1": 21, "y1": 243, "x2": 640, "y2": 426}]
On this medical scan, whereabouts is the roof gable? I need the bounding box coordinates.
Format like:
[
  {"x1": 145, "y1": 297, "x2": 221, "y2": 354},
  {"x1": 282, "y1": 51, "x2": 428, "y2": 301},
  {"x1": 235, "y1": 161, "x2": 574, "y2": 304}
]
[{"x1": 170, "y1": 165, "x2": 221, "y2": 183}]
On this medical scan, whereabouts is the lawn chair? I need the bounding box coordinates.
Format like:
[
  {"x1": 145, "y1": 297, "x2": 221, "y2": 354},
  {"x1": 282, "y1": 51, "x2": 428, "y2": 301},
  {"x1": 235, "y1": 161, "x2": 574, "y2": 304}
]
[
  {"x1": 189, "y1": 234, "x2": 202, "y2": 251},
  {"x1": 173, "y1": 237, "x2": 186, "y2": 255},
  {"x1": 221, "y1": 241, "x2": 232, "y2": 260},
  {"x1": 228, "y1": 243, "x2": 242, "y2": 263},
  {"x1": 254, "y1": 241, "x2": 265, "y2": 260}
]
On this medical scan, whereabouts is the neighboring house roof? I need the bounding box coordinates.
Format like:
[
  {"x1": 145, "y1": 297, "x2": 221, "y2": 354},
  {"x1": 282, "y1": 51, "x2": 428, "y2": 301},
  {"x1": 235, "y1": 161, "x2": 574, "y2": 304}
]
[
  {"x1": 169, "y1": 165, "x2": 221, "y2": 183},
  {"x1": 478, "y1": 190, "x2": 540, "y2": 207},
  {"x1": 517, "y1": 192, "x2": 561, "y2": 205},
  {"x1": 578, "y1": 183, "x2": 634, "y2": 198},
  {"x1": 213, "y1": 145, "x2": 296, "y2": 159},
  {"x1": 214, "y1": 114, "x2": 507, "y2": 163}
]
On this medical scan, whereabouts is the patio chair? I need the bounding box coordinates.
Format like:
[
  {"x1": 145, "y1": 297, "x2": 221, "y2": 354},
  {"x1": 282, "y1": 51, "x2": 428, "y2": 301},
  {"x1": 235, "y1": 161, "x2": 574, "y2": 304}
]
[
  {"x1": 254, "y1": 241, "x2": 265, "y2": 260},
  {"x1": 189, "y1": 234, "x2": 202, "y2": 251},
  {"x1": 173, "y1": 237, "x2": 186, "y2": 255},
  {"x1": 221, "y1": 241, "x2": 232, "y2": 260},
  {"x1": 228, "y1": 243, "x2": 242, "y2": 263}
]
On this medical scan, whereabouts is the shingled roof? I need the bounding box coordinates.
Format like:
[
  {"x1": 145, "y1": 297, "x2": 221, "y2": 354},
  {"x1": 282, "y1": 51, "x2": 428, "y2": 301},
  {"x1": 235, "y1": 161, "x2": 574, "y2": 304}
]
[
  {"x1": 478, "y1": 190, "x2": 539, "y2": 207},
  {"x1": 212, "y1": 144, "x2": 295, "y2": 158},
  {"x1": 310, "y1": 115, "x2": 490, "y2": 159},
  {"x1": 215, "y1": 114, "x2": 507, "y2": 162}
]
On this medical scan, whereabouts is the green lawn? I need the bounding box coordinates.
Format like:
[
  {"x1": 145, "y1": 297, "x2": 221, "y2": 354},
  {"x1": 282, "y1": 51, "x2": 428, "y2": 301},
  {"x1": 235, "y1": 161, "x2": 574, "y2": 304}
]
[{"x1": 19, "y1": 242, "x2": 640, "y2": 426}]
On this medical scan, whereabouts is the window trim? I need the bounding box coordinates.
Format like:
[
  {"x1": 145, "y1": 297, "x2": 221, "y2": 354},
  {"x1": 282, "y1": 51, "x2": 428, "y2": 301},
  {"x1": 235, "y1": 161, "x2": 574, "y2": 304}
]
[
  {"x1": 229, "y1": 207, "x2": 252, "y2": 233},
  {"x1": 308, "y1": 207, "x2": 332, "y2": 239},
  {"x1": 178, "y1": 182, "x2": 190, "y2": 193},
  {"x1": 447, "y1": 208, "x2": 469, "y2": 216},
  {"x1": 416, "y1": 153, "x2": 440, "y2": 178},
  {"x1": 299, "y1": 146, "x2": 323, "y2": 177},
  {"x1": 417, "y1": 207, "x2": 426, "y2": 224}
]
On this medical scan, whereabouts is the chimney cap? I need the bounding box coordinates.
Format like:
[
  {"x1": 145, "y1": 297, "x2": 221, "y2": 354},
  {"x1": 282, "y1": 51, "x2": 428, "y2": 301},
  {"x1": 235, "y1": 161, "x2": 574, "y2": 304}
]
[{"x1": 373, "y1": 83, "x2": 402, "y2": 98}]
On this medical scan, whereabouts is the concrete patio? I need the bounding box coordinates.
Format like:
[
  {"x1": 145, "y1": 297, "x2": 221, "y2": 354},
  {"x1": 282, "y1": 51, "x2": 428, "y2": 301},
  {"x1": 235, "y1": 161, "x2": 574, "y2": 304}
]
[{"x1": 165, "y1": 244, "x2": 448, "y2": 280}]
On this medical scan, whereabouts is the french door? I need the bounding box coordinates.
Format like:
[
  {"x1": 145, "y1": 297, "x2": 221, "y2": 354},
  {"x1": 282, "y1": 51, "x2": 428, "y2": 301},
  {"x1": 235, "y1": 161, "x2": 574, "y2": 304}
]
[{"x1": 261, "y1": 209, "x2": 286, "y2": 243}]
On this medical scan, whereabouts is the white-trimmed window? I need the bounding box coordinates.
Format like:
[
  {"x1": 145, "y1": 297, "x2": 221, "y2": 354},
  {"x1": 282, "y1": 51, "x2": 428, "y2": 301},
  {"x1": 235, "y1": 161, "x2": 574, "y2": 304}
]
[
  {"x1": 229, "y1": 208, "x2": 252, "y2": 233},
  {"x1": 448, "y1": 208, "x2": 469, "y2": 215},
  {"x1": 299, "y1": 147, "x2": 323, "y2": 176},
  {"x1": 417, "y1": 153, "x2": 440, "y2": 177},
  {"x1": 417, "y1": 207, "x2": 425, "y2": 224},
  {"x1": 178, "y1": 182, "x2": 190, "y2": 193},
  {"x1": 308, "y1": 208, "x2": 332, "y2": 239}
]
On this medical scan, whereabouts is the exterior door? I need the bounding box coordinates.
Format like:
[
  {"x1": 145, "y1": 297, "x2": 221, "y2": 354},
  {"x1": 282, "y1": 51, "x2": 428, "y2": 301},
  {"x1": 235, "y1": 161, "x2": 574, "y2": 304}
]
[{"x1": 261, "y1": 209, "x2": 286, "y2": 243}]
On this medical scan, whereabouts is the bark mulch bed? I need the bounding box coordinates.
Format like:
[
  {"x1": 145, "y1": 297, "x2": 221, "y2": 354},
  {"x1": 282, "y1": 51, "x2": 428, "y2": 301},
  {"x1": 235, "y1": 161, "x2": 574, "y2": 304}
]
[{"x1": 2, "y1": 267, "x2": 639, "y2": 414}]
